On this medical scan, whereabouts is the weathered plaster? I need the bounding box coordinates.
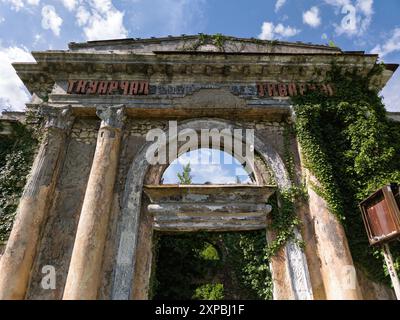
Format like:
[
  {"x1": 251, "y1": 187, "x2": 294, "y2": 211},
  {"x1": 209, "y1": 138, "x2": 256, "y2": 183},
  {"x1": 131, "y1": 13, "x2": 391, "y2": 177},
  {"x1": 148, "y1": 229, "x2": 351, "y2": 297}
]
[{"x1": 111, "y1": 118, "x2": 313, "y2": 300}]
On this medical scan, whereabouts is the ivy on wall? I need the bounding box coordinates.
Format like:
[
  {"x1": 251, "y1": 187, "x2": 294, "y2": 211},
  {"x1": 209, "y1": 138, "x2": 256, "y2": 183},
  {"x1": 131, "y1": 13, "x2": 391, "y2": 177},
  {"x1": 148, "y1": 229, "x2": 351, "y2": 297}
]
[
  {"x1": 293, "y1": 64, "x2": 400, "y2": 284},
  {"x1": 0, "y1": 121, "x2": 38, "y2": 243},
  {"x1": 181, "y1": 33, "x2": 228, "y2": 52},
  {"x1": 263, "y1": 124, "x2": 307, "y2": 259}
]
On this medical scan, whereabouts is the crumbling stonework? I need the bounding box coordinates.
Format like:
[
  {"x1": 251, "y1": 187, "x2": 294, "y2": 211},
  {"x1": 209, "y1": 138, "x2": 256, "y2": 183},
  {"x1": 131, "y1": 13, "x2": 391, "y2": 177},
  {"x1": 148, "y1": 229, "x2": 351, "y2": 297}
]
[{"x1": 0, "y1": 35, "x2": 398, "y2": 300}]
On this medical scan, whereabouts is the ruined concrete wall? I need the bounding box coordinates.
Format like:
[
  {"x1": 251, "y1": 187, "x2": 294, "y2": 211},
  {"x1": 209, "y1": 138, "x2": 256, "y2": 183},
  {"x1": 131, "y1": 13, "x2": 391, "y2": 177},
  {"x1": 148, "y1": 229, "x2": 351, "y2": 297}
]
[
  {"x1": 19, "y1": 114, "x2": 396, "y2": 300},
  {"x1": 97, "y1": 118, "x2": 290, "y2": 299},
  {"x1": 387, "y1": 112, "x2": 400, "y2": 122},
  {"x1": 68, "y1": 36, "x2": 341, "y2": 55},
  {"x1": 26, "y1": 118, "x2": 98, "y2": 299},
  {"x1": 98, "y1": 119, "x2": 151, "y2": 299}
]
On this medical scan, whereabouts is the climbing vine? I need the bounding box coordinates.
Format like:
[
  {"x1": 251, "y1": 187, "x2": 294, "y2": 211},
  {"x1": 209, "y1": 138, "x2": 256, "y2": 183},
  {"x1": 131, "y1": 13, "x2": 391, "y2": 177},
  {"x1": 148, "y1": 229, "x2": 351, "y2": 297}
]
[
  {"x1": 182, "y1": 33, "x2": 228, "y2": 52},
  {"x1": 0, "y1": 120, "x2": 38, "y2": 243},
  {"x1": 262, "y1": 123, "x2": 307, "y2": 260},
  {"x1": 181, "y1": 34, "x2": 285, "y2": 53},
  {"x1": 293, "y1": 64, "x2": 400, "y2": 284}
]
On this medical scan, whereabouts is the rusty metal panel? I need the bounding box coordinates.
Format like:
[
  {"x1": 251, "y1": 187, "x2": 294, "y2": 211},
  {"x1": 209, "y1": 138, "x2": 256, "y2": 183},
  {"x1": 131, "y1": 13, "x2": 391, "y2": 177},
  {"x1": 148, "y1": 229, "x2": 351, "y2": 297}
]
[{"x1": 360, "y1": 184, "x2": 400, "y2": 245}]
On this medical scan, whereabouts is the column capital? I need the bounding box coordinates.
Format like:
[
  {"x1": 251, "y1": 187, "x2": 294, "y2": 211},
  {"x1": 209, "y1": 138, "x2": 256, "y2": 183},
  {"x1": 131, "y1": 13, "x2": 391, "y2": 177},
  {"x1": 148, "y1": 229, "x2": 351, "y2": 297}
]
[
  {"x1": 96, "y1": 105, "x2": 126, "y2": 129},
  {"x1": 40, "y1": 105, "x2": 74, "y2": 131}
]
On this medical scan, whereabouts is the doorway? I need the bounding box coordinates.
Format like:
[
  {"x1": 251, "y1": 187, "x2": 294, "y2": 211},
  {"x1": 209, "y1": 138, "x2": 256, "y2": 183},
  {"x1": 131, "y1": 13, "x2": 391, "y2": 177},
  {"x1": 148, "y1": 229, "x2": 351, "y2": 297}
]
[{"x1": 151, "y1": 230, "x2": 273, "y2": 300}]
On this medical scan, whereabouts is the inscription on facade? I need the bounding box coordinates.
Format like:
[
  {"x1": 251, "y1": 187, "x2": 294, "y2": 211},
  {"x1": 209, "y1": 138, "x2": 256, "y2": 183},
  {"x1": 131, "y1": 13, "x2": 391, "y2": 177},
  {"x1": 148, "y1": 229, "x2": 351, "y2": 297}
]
[
  {"x1": 66, "y1": 80, "x2": 334, "y2": 98},
  {"x1": 67, "y1": 80, "x2": 149, "y2": 95},
  {"x1": 257, "y1": 82, "x2": 334, "y2": 97}
]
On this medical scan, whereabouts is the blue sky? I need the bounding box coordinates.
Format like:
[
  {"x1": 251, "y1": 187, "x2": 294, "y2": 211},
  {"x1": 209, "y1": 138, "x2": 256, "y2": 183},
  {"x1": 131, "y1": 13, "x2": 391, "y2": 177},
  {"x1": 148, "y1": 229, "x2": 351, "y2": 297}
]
[
  {"x1": 0, "y1": 0, "x2": 399, "y2": 112},
  {"x1": 162, "y1": 148, "x2": 252, "y2": 184}
]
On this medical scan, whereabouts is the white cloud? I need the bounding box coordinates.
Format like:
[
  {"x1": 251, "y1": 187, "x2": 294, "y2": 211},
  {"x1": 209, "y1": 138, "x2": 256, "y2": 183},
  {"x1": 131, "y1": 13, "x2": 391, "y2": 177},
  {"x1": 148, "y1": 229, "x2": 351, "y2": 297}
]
[
  {"x1": 83, "y1": 10, "x2": 127, "y2": 40},
  {"x1": 259, "y1": 22, "x2": 274, "y2": 40},
  {"x1": 32, "y1": 33, "x2": 45, "y2": 47},
  {"x1": 1, "y1": 0, "x2": 39, "y2": 11},
  {"x1": 3, "y1": 0, "x2": 24, "y2": 11},
  {"x1": 357, "y1": 0, "x2": 373, "y2": 16},
  {"x1": 324, "y1": 0, "x2": 374, "y2": 36},
  {"x1": 356, "y1": 0, "x2": 374, "y2": 34},
  {"x1": 371, "y1": 28, "x2": 400, "y2": 58},
  {"x1": 60, "y1": 0, "x2": 77, "y2": 11},
  {"x1": 303, "y1": 6, "x2": 321, "y2": 28},
  {"x1": 274, "y1": 0, "x2": 286, "y2": 12},
  {"x1": 76, "y1": 5, "x2": 90, "y2": 26},
  {"x1": 0, "y1": 46, "x2": 35, "y2": 112},
  {"x1": 127, "y1": 0, "x2": 205, "y2": 37},
  {"x1": 324, "y1": 0, "x2": 350, "y2": 6},
  {"x1": 41, "y1": 5, "x2": 63, "y2": 36},
  {"x1": 381, "y1": 70, "x2": 400, "y2": 112},
  {"x1": 274, "y1": 23, "x2": 300, "y2": 37},
  {"x1": 258, "y1": 21, "x2": 300, "y2": 40},
  {"x1": 69, "y1": 0, "x2": 205, "y2": 41},
  {"x1": 74, "y1": 0, "x2": 128, "y2": 40}
]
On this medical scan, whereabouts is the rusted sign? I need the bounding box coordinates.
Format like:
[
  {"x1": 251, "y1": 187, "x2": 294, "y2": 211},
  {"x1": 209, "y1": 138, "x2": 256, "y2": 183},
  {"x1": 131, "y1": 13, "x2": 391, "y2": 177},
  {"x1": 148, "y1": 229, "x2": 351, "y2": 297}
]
[
  {"x1": 67, "y1": 80, "x2": 149, "y2": 95},
  {"x1": 359, "y1": 184, "x2": 400, "y2": 246},
  {"x1": 257, "y1": 82, "x2": 334, "y2": 97}
]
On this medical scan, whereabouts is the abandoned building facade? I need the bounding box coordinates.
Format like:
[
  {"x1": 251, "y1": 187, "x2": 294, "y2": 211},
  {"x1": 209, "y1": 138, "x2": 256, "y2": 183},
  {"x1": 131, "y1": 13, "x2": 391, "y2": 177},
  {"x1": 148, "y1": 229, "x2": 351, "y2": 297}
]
[{"x1": 0, "y1": 35, "x2": 398, "y2": 300}]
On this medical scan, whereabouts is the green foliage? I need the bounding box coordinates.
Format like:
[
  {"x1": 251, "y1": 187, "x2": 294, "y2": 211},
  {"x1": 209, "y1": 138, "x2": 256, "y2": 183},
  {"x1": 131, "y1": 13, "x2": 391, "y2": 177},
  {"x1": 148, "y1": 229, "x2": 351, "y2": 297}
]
[
  {"x1": 263, "y1": 124, "x2": 307, "y2": 259},
  {"x1": 193, "y1": 283, "x2": 224, "y2": 300},
  {"x1": 266, "y1": 188, "x2": 305, "y2": 259},
  {"x1": 328, "y1": 40, "x2": 337, "y2": 47},
  {"x1": 221, "y1": 231, "x2": 273, "y2": 299},
  {"x1": 212, "y1": 33, "x2": 227, "y2": 50},
  {"x1": 153, "y1": 231, "x2": 273, "y2": 300},
  {"x1": 177, "y1": 163, "x2": 193, "y2": 184},
  {"x1": 186, "y1": 33, "x2": 228, "y2": 52},
  {"x1": 293, "y1": 64, "x2": 400, "y2": 284},
  {"x1": 283, "y1": 124, "x2": 296, "y2": 183},
  {"x1": 0, "y1": 122, "x2": 38, "y2": 242},
  {"x1": 199, "y1": 243, "x2": 220, "y2": 260}
]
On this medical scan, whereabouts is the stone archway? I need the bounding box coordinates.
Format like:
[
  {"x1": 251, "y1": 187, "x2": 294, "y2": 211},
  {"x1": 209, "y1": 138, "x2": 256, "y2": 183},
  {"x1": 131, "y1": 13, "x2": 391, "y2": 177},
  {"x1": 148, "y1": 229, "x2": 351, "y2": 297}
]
[{"x1": 110, "y1": 118, "x2": 313, "y2": 300}]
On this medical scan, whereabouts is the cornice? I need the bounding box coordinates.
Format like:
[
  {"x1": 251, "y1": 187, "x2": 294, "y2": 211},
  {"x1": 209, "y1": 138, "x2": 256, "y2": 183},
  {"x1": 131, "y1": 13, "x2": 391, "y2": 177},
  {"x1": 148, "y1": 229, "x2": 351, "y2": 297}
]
[{"x1": 12, "y1": 51, "x2": 382, "y2": 95}]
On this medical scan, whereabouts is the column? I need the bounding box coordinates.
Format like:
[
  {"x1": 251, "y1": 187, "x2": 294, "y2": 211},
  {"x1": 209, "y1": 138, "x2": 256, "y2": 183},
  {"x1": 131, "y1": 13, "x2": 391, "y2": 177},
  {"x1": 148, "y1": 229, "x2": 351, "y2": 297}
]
[
  {"x1": 63, "y1": 105, "x2": 125, "y2": 300},
  {"x1": 306, "y1": 173, "x2": 363, "y2": 300},
  {"x1": 0, "y1": 106, "x2": 74, "y2": 299}
]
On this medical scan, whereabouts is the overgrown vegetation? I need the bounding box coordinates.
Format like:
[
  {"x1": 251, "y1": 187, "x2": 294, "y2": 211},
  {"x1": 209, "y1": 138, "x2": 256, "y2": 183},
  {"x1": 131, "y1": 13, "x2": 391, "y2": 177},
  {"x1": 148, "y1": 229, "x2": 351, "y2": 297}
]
[
  {"x1": 183, "y1": 33, "x2": 228, "y2": 52},
  {"x1": 152, "y1": 231, "x2": 273, "y2": 300},
  {"x1": 0, "y1": 121, "x2": 38, "y2": 243},
  {"x1": 261, "y1": 124, "x2": 306, "y2": 261},
  {"x1": 293, "y1": 64, "x2": 400, "y2": 284}
]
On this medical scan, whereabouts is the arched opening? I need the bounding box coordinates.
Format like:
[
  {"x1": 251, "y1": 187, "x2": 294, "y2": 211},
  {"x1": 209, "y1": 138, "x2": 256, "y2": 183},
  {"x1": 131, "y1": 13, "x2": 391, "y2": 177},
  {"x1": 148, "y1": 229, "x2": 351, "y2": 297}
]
[
  {"x1": 114, "y1": 119, "x2": 313, "y2": 301},
  {"x1": 150, "y1": 148, "x2": 272, "y2": 300}
]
